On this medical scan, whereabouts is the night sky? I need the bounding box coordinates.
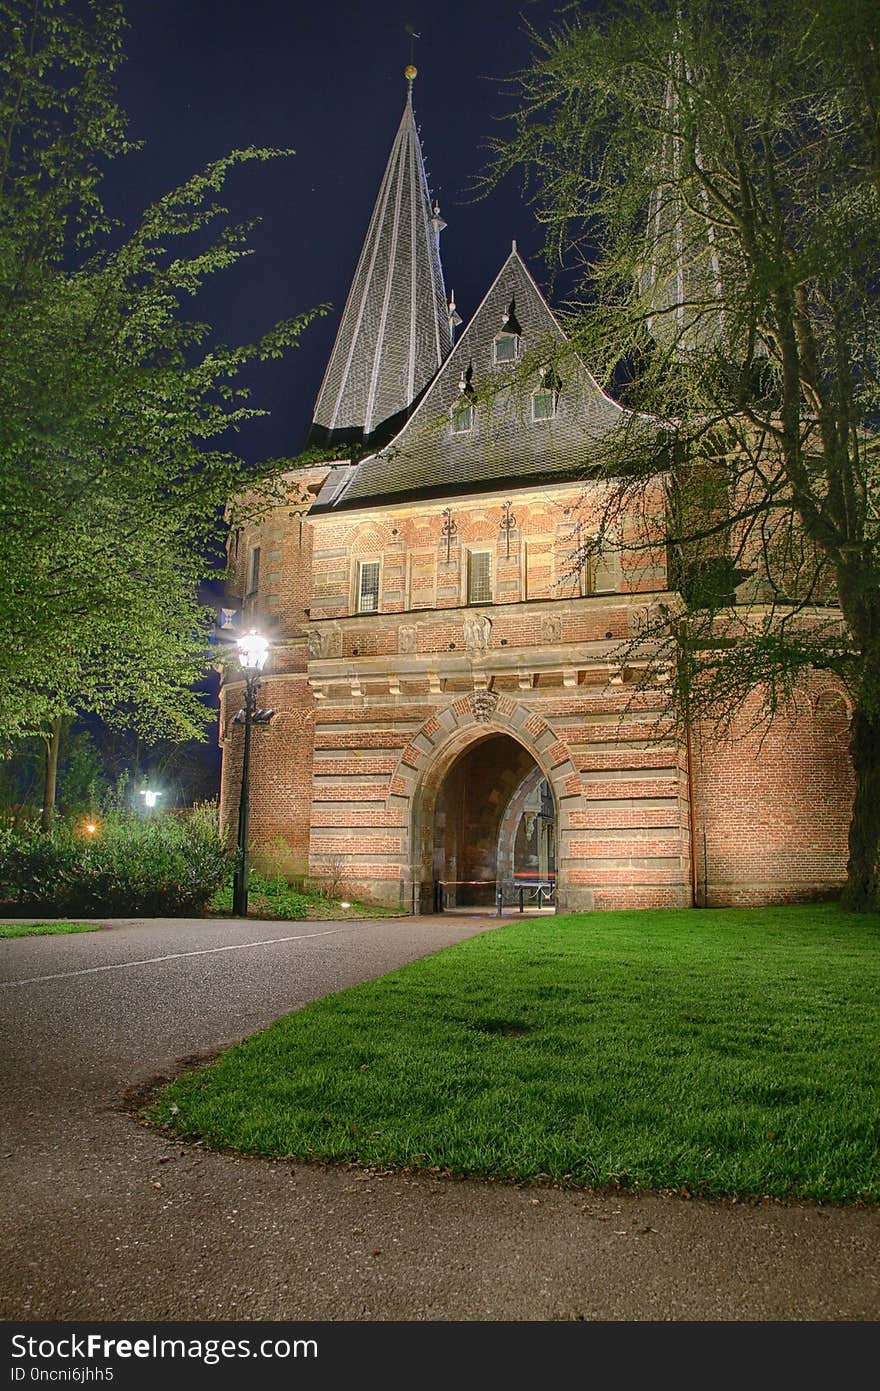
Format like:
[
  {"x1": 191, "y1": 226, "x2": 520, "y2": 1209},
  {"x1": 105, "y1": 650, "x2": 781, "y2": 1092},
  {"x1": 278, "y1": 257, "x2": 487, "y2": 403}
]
[
  {"x1": 111, "y1": 0, "x2": 571, "y2": 465},
  {"x1": 89, "y1": 0, "x2": 581, "y2": 797}
]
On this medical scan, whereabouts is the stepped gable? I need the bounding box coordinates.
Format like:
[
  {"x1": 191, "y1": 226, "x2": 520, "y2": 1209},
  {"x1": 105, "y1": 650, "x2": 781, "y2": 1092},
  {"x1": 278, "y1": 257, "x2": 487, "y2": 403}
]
[
  {"x1": 308, "y1": 72, "x2": 452, "y2": 450},
  {"x1": 313, "y1": 248, "x2": 625, "y2": 512}
]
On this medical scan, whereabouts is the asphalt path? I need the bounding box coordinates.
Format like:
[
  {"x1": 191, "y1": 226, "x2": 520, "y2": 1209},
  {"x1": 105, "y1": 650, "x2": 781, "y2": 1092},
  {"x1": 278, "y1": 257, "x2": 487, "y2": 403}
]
[{"x1": 0, "y1": 915, "x2": 878, "y2": 1321}]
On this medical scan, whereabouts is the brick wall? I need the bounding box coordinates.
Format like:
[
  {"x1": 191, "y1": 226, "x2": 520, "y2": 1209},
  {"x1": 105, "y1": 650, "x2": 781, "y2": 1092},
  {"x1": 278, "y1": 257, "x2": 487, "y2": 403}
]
[
  {"x1": 691, "y1": 682, "x2": 853, "y2": 905},
  {"x1": 218, "y1": 475, "x2": 855, "y2": 914},
  {"x1": 218, "y1": 467, "x2": 329, "y2": 877}
]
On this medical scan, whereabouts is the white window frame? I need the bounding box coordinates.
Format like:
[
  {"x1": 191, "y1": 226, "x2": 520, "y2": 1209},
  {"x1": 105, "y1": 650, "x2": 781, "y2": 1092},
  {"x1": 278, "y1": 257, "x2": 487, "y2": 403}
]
[
  {"x1": 592, "y1": 541, "x2": 619, "y2": 594},
  {"x1": 577, "y1": 552, "x2": 593, "y2": 597},
  {"x1": 247, "y1": 544, "x2": 261, "y2": 596},
  {"x1": 466, "y1": 549, "x2": 493, "y2": 605},
  {"x1": 493, "y1": 332, "x2": 518, "y2": 364},
  {"x1": 356, "y1": 558, "x2": 381, "y2": 614},
  {"x1": 451, "y1": 401, "x2": 475, "y2": 435},
  {"x1": 531, "y1": 388, "x2": 556, "y2": 422}
]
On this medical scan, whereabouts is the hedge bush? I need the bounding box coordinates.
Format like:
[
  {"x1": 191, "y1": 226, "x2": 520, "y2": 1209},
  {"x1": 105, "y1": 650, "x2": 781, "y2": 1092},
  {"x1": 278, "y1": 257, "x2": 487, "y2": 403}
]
[{"x1": 0, "y1": 805, "x2": 232, "y2": 915}]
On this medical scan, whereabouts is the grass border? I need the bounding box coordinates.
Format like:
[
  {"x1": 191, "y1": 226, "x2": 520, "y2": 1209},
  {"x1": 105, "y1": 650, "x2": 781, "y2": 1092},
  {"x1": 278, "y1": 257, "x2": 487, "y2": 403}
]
[{"x1": 0, "y1": 920, "x2": 103, "y2": 938}]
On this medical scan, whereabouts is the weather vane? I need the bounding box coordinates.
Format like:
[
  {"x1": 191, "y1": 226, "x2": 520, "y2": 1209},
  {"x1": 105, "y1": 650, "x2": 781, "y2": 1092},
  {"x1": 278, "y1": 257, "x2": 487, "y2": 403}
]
[{"x1": 405, "y1": 22, "x2": 420, "y2": 84}]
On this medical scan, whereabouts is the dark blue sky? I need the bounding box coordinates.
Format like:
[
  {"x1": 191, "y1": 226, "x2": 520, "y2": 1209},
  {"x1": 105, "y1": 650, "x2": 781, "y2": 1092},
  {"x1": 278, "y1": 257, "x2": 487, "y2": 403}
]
[
  {"x1": 113, "y1": 0, "x2": 571, "y2": 464},
  {"x1": 92, "y1": 0, "x2": 580, "y2": 797}
]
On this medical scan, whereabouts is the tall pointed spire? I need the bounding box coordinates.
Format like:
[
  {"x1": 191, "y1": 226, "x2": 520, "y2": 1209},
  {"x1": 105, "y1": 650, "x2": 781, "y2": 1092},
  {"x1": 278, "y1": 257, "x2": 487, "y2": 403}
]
[
  {"x1": 309, "y1": 68, "x2": 452, "y2": 450},
  {"x1": 638, "y1": 50, "x2": 728, "y2": 358}
]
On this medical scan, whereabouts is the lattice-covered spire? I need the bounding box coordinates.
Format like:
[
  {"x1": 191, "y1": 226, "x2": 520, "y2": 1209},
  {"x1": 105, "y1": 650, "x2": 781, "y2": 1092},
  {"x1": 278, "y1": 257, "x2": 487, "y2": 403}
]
[
  {"x1": 639, "y1": 51, "x2": 728, "y2": 359},
  {"x1": 309, "y1": 69, "x2": 452, "y2": 450}
]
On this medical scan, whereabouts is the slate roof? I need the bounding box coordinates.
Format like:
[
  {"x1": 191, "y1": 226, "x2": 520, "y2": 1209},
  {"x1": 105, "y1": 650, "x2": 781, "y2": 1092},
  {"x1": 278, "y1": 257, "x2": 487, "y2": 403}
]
[
  {"x1": 311, "y1": 249, "x2": 627, "y2": 513},
  {"x1": 309, "y1": 79, "x2": 452, "y2": 450}
]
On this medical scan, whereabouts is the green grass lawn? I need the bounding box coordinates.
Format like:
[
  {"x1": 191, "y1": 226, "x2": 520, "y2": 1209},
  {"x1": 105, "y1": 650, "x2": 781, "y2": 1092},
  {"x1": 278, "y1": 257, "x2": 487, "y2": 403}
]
[
  {"x1": 149, "y1": 904, "x2": 880, "y2": 1200},
  {"x1": 0, "y1": 920, "x2": 102, "y2": 938}
]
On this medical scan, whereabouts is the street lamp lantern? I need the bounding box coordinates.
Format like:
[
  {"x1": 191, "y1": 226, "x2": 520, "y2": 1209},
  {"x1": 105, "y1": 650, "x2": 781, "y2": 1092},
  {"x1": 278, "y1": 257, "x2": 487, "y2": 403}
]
[
  {"x1": 237, "y1": 629, "x2": 269, "y2": 673},
  {"x1": 232, "y1": 629, "x2": 269, "y2": 915}
]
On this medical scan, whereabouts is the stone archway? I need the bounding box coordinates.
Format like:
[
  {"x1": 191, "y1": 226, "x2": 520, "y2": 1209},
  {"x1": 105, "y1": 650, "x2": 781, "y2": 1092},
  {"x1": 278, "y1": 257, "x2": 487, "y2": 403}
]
[
  {"x1": 431, "y1": 734, "x2": 544, "y2": 907},
  {"x1": 386, "y1": 691, "x2": 582, "y2": 912}
]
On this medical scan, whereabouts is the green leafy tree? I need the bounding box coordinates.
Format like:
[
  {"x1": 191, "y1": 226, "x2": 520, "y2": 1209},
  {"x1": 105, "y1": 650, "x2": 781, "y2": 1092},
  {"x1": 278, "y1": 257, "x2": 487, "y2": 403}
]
[
  {"x1": 489, "y1": 0, "x2": 880, "y2": 908},
  {"x1": 0, "y1": 1, "x2": 324, "y2": 762},
  {"x1": 0, "y1": 718, "x2": 107, "y2": 822}
]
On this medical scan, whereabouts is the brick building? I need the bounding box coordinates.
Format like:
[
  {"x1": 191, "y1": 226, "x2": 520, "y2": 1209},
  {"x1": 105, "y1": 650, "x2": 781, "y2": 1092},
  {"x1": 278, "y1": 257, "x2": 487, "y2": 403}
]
[{"x1": 219, "y1": 72, "x2": 853, "y2": 913}]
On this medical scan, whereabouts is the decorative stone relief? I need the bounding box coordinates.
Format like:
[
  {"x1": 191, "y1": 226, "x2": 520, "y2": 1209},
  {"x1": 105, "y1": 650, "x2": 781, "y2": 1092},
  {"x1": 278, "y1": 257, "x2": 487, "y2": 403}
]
[
  {"x1": 629, "y1": 602, "x2": 665, "y2": 638},
  {"x1": 398, "y1": 624, "x2": 417, "y2": 654},
  {"x1": 472, "y1": 689, "x2": 498, "y2": 722},
  {"x1": 463, "y1": 613, "x2": 492, "y2": 652},
  {"x1": 542, "y1": 613, "x2": 562, "y2": 644},
  {"x1": 307, "y1": 624, "x2": 342, "y2": 659}
]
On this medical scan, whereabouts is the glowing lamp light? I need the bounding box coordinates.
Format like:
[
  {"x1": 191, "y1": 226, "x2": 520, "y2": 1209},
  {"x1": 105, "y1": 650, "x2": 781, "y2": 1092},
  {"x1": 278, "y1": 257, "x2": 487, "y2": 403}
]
[
  {"x1": 138, "y1": 789, "x2": 162, "y2": 810},
  {"x1": 339, "y1": 901, "x2": 352, "y2": 909},
  {"x1": 237, "y1": 629, "x2": 269, "y2": 673},
  {"x1": 84, "y1": 822, "x2": 98, "y2": 837}
]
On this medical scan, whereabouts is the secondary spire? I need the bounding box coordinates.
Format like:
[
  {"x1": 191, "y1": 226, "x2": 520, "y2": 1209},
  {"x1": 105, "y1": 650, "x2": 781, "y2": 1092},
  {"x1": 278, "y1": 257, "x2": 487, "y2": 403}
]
[{"x1": 638, "y1": 51, "x2": 727, "y2": 358}]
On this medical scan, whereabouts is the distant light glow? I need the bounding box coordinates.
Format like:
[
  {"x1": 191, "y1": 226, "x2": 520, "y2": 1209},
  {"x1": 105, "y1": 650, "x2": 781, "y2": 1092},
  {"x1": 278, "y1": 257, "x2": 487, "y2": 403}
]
[
  {"x1": 339, "y1": 901, "x2": 351, "y2": 909},
  {"x1": 84, "y1": 822, "x2": 97, "y2": 836},
  {"x1": 139, "y1": 788, "x2": 162, "y2": 809}
]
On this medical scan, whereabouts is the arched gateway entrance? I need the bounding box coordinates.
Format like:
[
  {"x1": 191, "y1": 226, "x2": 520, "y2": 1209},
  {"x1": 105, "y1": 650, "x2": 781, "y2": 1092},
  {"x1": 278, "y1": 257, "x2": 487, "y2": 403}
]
[
  {"x1": 430, "y1": 735, "x2": 556, "y2": 908},
  {"x1": 391, "y1": 693, "x2": 582, "y2": 913}
]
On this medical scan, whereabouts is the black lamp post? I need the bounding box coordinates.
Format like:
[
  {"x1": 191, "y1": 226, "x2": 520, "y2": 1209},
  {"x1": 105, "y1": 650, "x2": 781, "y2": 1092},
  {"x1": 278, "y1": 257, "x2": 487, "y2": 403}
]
[{"x1": 232, "y1": 629, "x2": 269, "y2": 916}]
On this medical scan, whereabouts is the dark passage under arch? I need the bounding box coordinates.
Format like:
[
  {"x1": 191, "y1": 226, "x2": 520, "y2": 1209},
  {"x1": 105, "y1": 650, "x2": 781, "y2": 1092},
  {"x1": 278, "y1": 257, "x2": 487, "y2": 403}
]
[{"x1": 432, "y1": 733, "x2": 556, "y2": 908}]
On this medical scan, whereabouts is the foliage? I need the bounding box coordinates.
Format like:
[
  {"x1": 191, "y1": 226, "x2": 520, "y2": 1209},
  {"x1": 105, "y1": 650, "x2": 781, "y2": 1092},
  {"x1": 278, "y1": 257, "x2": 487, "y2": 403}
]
[
  {"x1": 487, "y1": 0, "x2": 880, "y2": 907},
  {"x1": 0, "y1": 803, "x2": 232, "y2": 914},
  {"x1": 210, "y1": 866, "x2": 393, "y2": 921},
  {"x1": 149, "y1": 906, "x2": 880, "y2": 1201},
  {"x1": 0, "y1": 715, "x2": 216, "y2": 824},
  {"x1": 211, "y1": 869, "x2": 313, "y2": 920},
  {"x1": 2, "y1": 722, "x2": 111, "y2": 819},
  {"x1": 0, "y1": 0, "x2": 325, "y2": 747},
  {"x1": 252, "y1": 835, "x2": 307, "y2": 884}
]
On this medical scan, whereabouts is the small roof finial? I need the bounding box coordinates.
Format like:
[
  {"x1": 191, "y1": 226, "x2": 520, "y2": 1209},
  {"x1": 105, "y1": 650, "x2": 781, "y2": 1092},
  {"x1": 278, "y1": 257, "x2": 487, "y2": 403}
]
[
  {"x1": 405, "y1": 63, "x2": 418, "y2": 84},
  {"x1": 448, "y1": 290, "x2": 462, "y2": 336}
]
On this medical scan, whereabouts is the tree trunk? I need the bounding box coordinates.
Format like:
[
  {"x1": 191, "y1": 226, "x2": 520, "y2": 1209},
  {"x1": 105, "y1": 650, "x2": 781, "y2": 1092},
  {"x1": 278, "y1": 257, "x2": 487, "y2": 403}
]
[
  {"x1": 841, "y1": 703, "x2": 880, "y2": 911},
  {"x1": 41, "y1": 714, "x2": 63, "y2": 832}
]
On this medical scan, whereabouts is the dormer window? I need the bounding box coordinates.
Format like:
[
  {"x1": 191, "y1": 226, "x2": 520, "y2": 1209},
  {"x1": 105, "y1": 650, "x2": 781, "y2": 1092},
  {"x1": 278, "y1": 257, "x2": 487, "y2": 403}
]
[
  {"x1": 451, "y1": 402, "x2": 475, "y2": 434},
  {"x1": 494, "y1": 332, "x2": 518, "y2": 364},
  {"x1": 531, "y1": 388, "x2": 556, "y2": 421}
]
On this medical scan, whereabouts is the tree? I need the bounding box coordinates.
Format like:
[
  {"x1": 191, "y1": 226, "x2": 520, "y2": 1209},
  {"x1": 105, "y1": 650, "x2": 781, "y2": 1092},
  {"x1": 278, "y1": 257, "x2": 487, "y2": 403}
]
[
  {"x1": 0, "y1": 1, "x2": 324, "y2": 756},
  {"x1": 489, "y1": 0, "x2": 880, "y2": 908}
]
